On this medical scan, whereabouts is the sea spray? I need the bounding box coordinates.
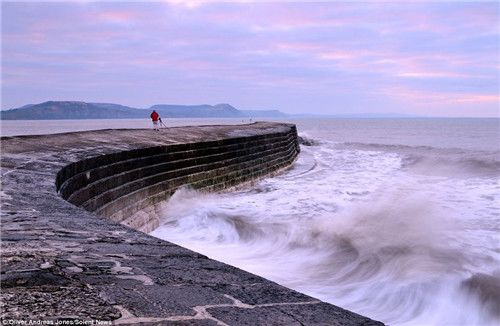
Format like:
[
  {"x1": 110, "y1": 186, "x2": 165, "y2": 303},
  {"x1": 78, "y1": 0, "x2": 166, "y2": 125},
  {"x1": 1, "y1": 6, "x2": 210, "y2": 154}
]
[
  {"x1": 151, "y1": 186, "x2": 497, "y2": 324},
  {"x1": 151, "y1": 119, "x2": 500, "y2": 325}
]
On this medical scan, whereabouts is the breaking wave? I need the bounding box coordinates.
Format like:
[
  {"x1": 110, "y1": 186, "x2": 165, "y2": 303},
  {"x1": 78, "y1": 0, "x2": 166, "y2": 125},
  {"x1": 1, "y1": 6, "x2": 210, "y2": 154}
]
[
  {"x1": 338, "y1": 142, "x2": 500, "y2": 177},
  {"x1": 401, "y1": 155, "x2": 500, "y2": 177},
  {"x1": 298, "y1": 135, "x2": 321, "y2": 146},
  {"x1": 151, "y1": 126, "x2": 500, "y2": 325}
]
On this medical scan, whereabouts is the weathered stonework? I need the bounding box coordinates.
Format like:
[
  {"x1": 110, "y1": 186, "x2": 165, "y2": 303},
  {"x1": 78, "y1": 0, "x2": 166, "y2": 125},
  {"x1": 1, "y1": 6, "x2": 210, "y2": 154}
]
[
  {"x1": 0, "y1": 122, "x2": 383, "y2": 325},
  {"x1": 56, "y1": 123, "x2": 299, "y2": 233}
]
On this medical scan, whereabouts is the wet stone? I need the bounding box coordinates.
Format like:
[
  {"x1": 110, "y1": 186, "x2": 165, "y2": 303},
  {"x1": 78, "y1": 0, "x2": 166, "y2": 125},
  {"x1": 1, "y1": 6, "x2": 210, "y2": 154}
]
[
  {"x1": 127, "y1": 320, "x2": 219, "y2": 326},
  {"x1": 1, "y1": 270, "x2": 70, "y2": 289},
  {"x1": 1, "y1": 286, "x2": 121, "y2": 320},
  {"x1": 207, "y1": 303, "x2": 384, "y2": 326},
  {"x1": 206, "y1": 282, "x2": 317, "y2": 306},
  {"x1": 95, "y1": 286, "x2": 198, "y2": 318}
]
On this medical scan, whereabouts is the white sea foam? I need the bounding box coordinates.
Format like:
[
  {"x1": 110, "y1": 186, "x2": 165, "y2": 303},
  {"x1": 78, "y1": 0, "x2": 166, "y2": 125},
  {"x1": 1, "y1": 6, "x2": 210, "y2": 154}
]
[
  {"x1": 151, "y1": 119, "x2": 500, "y2": 325},
  {"x1": 3, "y1": 118, "x2": 498, "y2": 324}
]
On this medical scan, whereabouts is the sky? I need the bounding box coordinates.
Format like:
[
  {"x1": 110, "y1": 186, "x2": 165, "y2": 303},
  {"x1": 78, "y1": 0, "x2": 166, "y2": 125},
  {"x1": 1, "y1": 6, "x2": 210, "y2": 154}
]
[{"x1": 1, "y1": 1, "x2": 499, "y2": 117}]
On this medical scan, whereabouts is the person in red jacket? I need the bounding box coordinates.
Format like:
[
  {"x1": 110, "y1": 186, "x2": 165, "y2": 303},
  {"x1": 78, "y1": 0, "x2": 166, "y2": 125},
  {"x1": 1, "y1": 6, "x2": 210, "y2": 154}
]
[{"x1": 150, "y1": 110, "x2": 160, "y2": 131}]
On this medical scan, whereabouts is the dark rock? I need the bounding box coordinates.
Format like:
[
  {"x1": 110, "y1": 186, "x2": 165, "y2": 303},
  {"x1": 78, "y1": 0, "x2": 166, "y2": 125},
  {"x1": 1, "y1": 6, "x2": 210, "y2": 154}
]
[{"x1": 1, "y1": 271, "x2": 70, "y2": 289}]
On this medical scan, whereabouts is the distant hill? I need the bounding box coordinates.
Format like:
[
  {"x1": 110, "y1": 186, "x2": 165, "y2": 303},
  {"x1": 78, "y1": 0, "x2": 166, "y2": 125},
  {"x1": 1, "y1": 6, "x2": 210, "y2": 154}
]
[
  {"x1": 0, "y1": 100, "x2": 418, "y2": 120},
  {"x1": 0, "y1": 101, "x2": 146, "y2": 120},
  {"x1": 151, "y1": 103, "x2": 244, "y2": 118},
  {"x1": 240, "y1": 110, "x2": 288, "y2": 118},
  {"x1": 0, "y1": 101, "x2": 254, "y2": 120}
]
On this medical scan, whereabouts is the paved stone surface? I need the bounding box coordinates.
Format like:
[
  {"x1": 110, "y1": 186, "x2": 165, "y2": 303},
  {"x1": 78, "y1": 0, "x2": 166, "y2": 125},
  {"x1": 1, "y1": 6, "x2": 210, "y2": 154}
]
[
  {"x1": 207, "y1": 303, "x2": 383, "y2": 326},
  {"x1": 0, "y1": 123, "x2": 383, "y2": 325}
]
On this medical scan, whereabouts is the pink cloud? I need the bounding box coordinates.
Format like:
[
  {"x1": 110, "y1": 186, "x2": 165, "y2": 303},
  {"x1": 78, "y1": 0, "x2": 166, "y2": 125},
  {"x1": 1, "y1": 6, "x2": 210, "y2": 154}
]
[
  {"x1": 2, "y1": 1, "x2": 498, "y2": 116},
  {"x1": 95, "y1": 10, "x2": 139, "y2": 24},
  {"x1": 270, "y1": 40, "x2": 486, "y2": 81},
  {"x1": 381, "y1": 85, "x2": 499, "y2": 106},
  {"x1": 201, "y1": 3, "x2": 364, "y2": 32}
]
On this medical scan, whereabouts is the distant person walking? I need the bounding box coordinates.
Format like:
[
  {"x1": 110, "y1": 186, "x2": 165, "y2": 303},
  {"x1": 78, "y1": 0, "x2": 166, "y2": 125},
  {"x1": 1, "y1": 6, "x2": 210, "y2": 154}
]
[{"x1": 150, "y1": 110, "x2": 160, "y2": 131}]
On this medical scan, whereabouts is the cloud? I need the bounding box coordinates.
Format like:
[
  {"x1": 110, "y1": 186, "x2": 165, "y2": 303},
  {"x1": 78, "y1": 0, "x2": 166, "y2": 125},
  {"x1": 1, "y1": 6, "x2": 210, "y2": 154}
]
[{"x1": 1, "y1": 1, "x2": 498, "y2": 116}]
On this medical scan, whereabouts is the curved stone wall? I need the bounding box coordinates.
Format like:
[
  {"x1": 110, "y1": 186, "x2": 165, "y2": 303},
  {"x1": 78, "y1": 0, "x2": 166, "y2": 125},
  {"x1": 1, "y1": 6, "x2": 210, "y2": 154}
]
[
  {"x1": 1, "y1": 122, "x2": 382, "y2": 325},
  {"x1": 56, "y1": 127, "x2": 299, "y2": 232}
]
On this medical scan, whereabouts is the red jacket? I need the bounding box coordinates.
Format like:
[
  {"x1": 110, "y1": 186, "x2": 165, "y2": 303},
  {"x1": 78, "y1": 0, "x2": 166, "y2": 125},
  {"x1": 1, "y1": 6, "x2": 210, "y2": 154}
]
[{"x1": 150, "y1": 111, "x2": 159, "y2": 122}]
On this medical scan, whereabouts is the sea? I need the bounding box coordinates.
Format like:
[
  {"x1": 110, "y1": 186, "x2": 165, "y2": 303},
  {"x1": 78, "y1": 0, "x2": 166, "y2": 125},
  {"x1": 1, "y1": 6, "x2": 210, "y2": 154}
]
[{"x1": 3, "y1": 118, "x2": 499, "y2": 325}]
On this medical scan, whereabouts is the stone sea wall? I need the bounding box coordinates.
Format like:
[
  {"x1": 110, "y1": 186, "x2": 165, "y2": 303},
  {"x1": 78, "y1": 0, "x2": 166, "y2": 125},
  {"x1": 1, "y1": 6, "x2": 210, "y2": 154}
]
[
  {"x1": 56, "y1": 128, "x2": 298, "y2": 233},
  {"x1": 0, "y1": 122, "x2": 383, "y2": 325}
]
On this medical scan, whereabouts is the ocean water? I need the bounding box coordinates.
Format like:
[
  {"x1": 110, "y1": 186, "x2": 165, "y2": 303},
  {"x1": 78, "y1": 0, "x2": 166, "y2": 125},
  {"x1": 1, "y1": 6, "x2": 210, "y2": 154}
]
[
  {"x1": 0, "y1": 118, "x2": 250, "y2": 136},
  {"x1": 148, "y1": 118, "x2": 500, "y2": 325},
  {"x1": 3, "y1": 118, "x2": 499, "y2": 324}
]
